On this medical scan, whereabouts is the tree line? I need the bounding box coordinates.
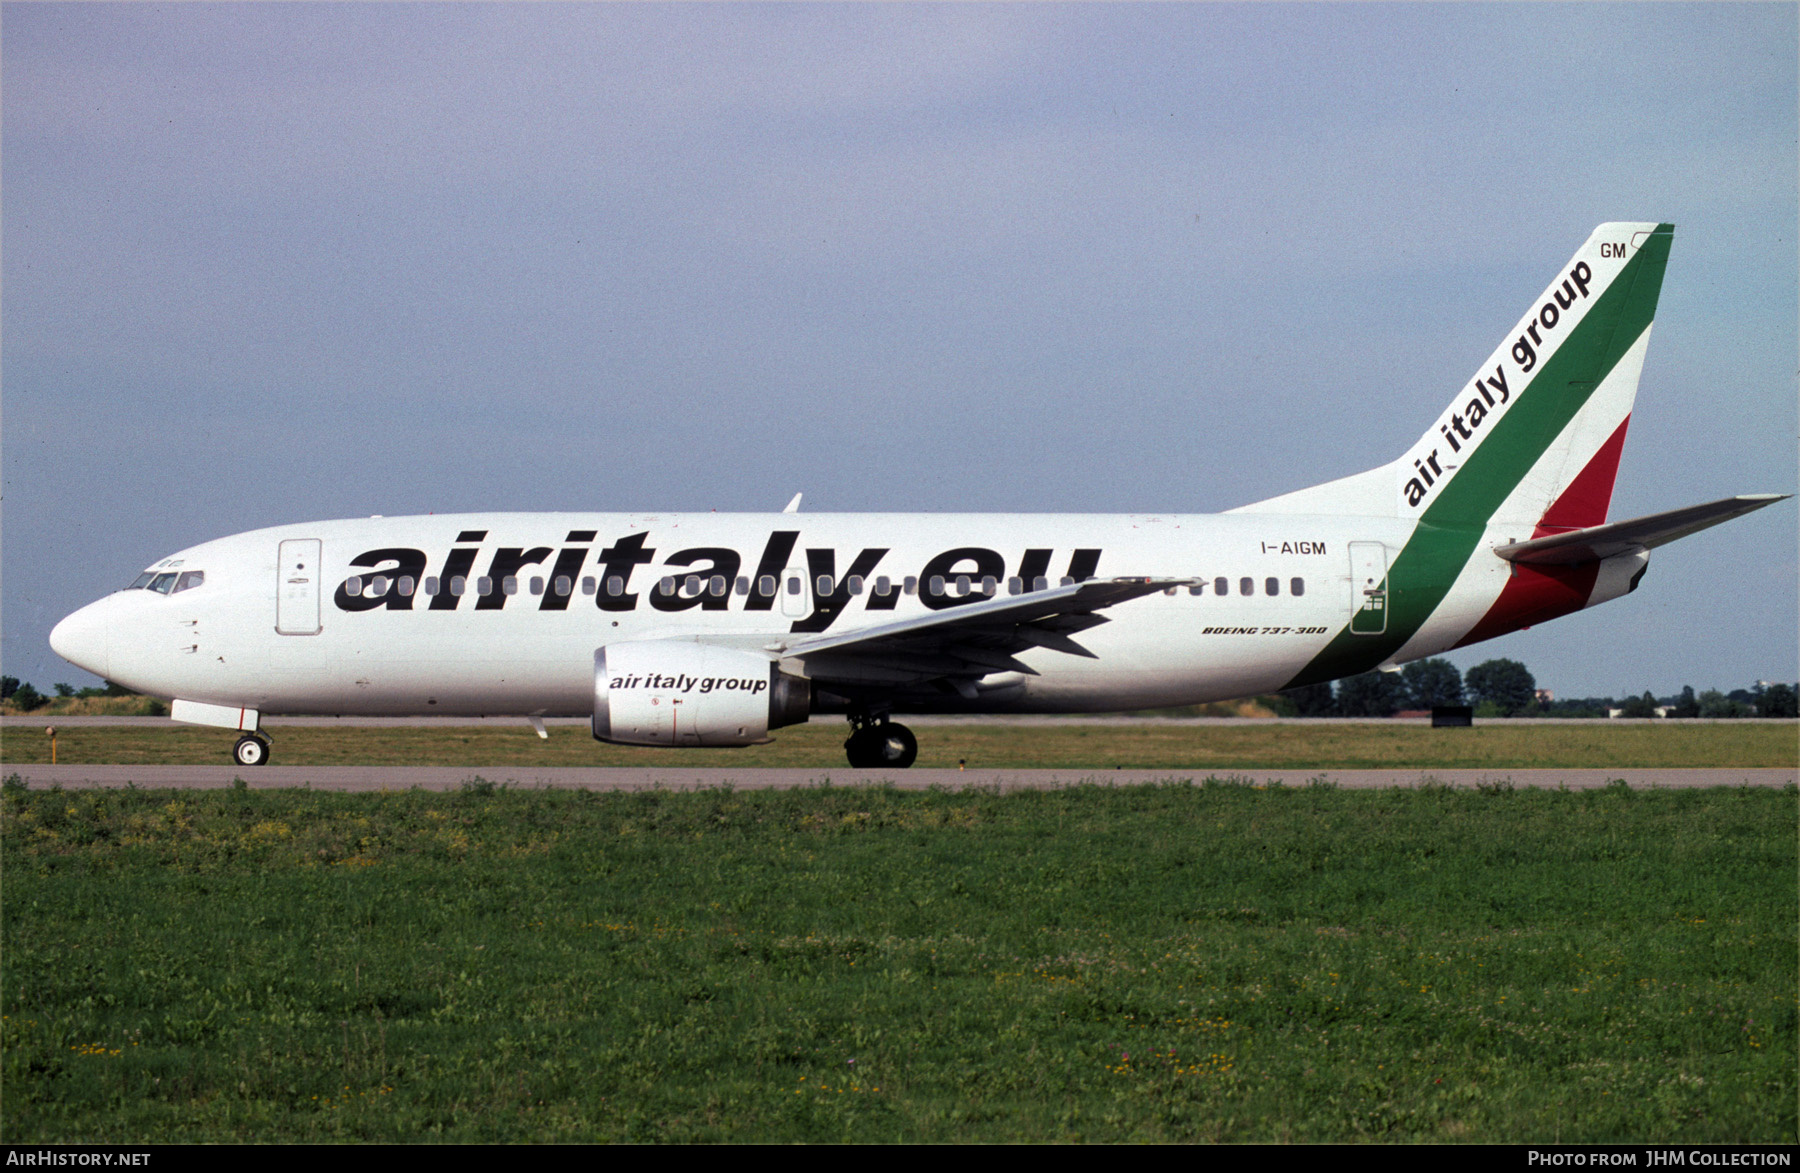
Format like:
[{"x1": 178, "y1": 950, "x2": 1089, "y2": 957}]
[
  {"x1": 1279, "y1": 659, "x2": 1799, "y2": 719},
  {"x1": 1, "y1": 678, "x2": 138, "y2": 712}
]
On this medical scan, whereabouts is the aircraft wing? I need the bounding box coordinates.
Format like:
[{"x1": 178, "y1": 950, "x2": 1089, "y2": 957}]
[
  {"x1": 1494, "y1": 494, "x2": 1789, "y2": 566},
  {"x1": 767, "y1": 577, "x2": 1187, "y2": 693}
]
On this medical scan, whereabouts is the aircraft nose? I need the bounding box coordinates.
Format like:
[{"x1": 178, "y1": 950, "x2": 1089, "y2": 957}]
[{"x1": 50, "y1": 601, "x2": 112, "y2": 680}]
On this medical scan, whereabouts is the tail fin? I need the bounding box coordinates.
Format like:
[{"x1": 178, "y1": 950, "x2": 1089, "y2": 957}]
[
  {"x1": 1403, "y1": 222, "x2": 1672, "y2": 531},
  {"x1": 1233, "y1": 222, "x2": 1674, "y2": 527}
]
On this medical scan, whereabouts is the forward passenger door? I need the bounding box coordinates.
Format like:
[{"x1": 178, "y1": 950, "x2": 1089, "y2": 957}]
[{"x1": 276, "y1": 539, "x2": 322, "y2": 635}]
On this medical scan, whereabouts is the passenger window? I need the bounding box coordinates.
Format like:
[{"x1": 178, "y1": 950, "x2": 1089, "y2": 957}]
[
  {"x1": 734, "y1": 576, "x2": 750, "y2": 596},
  {"x1": 1007, "y1": 576, "x2": 1022, "y2": 595},
  {"x1": 1291, "y1": 577, "x2": 1305, "y2": 597},
  {"x1": 758, "y1": 575, "x2": 776, "y2": 596},
  {"x1": 954, "y1": 575, "x2": 970, "y2": 596},
  {"x1": 874, "y1": 576, "x2": 892, "y2": 595},
  {"x1": 929, "y1": 576, "x2": 945, "y2": 597},
  {"x1": 1266, "y1": 577, "x2": 1280, "y2": 596},
  {"x1": 659, "y1": 576, "x2": 676, "y2": 595},
  {"x1": 1240, "y1": 577, "x2": 1254, "y2": 596},
  {"x1": 981, "y1": 575, "x2": 997, "y2": 595},
  {"x1": 816, "y1": 575, "x2": 834, "y2": 596},
  {"x1": 477, "y1": 576, "x2": 494, "y2": 596},
  {"x1": 1215, "y1": 577, "x2": 1228, "y2": 595},
  {"x1": 370, "y1": 575, "x2": 390, "y2": 598},
  {"x1": 904, "y1": 576, "x2": 918, "y2": 595},
  {"x1": 173, "y1": 571, "x2": 205, "y2": 594},
  {"x1": 345, "y1": 576, "x2": 363, "y2": 597},
  {"x1": 423, "y1": 576, "x2": 439, "y2": 596},
  {"x1": 710, "y1": 575, "x2": 727, "y2": 597},
  {"x1": 1187, "y1": 582, "x2": 1203, "y2": 596},
  {"x1": 846, "y1": 575, "x2": 863, "y2": 596},
  {"x1": 607, "y1": 576, "x2": 623, "y2": 596},
  {"x1": 501, "y1": 576, "x2": 517, "y2": 596},
  {"x1": 581, "y1": 577, "x2": 596, "y2": 595},
  {"x1": 1060, "y1": 576, "x2": 1074, "y2": 588},
  {"x1": 554, "y1": 575, "x2": 571, "y2": 597},
  {"x1": 1034, "y1": 576, "x2": 1049, "y2": 592},
  {"x1": 786, "y1": 575, "x2": 802, "y2": 595},
  {"x1": 450, "y1": 575, "x2": 466, "y2": 597},
  {"x1": 684, "y1": 575, "x2": 701, "y2": 596},
  {"x1": 529, "y1": 576, "x2": 545, "y2": 596},
  {"x1": 398, "y1": 576, "x2": 415, "y2": 597}
]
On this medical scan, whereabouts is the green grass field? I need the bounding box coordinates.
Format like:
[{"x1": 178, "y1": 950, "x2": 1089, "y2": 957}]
[
  {"x1": 3, "y1": 720, "x2": 1794, "y2": 769},
  {"x1": 3, "y1": 781, "x2": 1793, "y2": 1142}
]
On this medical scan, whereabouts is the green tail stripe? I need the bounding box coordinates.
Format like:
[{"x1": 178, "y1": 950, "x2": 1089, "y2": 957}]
[{"x1": 1282, "y1": 225, "x2": 1673, "y2": 689}]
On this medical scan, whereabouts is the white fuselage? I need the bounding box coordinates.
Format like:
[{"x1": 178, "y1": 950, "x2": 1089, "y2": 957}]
[{"x1": 52, "y1": 510, "x2": 1423, "y2": 718}]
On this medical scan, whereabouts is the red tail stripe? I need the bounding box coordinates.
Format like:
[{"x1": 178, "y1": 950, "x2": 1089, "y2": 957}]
[
  {"x1": 1533, "y1": 415, "x2": 1632, "y2": 538},
  {"x1": 1455, "y1": 561, "x2": 1601, "y2": 648}
]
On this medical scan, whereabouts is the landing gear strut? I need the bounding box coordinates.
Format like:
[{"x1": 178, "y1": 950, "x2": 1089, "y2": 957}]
[
  {"x1": 843, "y1": 714, "x2": 917, "y2": 769},
  {"x1": 233, "y1": 734, "x2": 271, "y2": 767}
]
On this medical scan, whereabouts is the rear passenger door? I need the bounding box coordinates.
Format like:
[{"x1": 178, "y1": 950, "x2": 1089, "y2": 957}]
[{"x1": 1349, "y1": 541, "x2": 1387, "y2": 635}]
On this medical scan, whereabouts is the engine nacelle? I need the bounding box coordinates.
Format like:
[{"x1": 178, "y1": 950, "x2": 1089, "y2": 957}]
[{"x1": 593, "y1": 640, "x2": 810, "y2": 747}]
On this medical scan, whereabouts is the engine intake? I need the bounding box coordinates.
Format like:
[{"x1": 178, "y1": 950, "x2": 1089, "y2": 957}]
[{"x1": 593, "y1": 640, "x2": 810, "y2": 747}]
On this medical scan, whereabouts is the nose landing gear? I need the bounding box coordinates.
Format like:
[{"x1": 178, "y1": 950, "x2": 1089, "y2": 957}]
[
  {"x1": 843, "y1": 714, "x2": 917, "y2": 769},
  {"x1": 232, "y1": 734, "x2": 272, "y2": 767}
]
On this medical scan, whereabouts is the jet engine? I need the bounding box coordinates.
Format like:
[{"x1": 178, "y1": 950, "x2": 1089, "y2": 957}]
[{"x1": 593, "y1": 640, "x2": 810, "y2": 747}]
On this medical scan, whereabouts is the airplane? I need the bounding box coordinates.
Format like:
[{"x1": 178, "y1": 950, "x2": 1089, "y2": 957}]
[{"x1": 48, "y1": 222, "x2": 1788, "y2": 769}]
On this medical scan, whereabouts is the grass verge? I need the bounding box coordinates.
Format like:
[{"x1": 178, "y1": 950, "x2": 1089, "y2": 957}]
[
  {"x1": 1, "y1": 721, "x2": 1794, "y2": 769},
  {"x1": 4, "y1": 782, "x2": 1793, "y2": 1142}
]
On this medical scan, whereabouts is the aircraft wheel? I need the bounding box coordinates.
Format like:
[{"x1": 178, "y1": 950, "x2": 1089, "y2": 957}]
[
  {"x1": 843, "y1": 727, "x2": 875, "y2": 768},
  {"x1": 844, "y1": 723, "x2": 917, "y2": 769},
  {"x1": 878, "y1": 723, "x2": 919, "y2": 768},
  {"x1": 233, "y1": 735, "x2": 271, "y2": 767}
]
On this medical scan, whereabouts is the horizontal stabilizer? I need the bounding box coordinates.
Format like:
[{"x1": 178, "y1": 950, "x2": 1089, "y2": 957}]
[{"x1": 1494, "y1": 494, "x2": 1789, "y2": 566}]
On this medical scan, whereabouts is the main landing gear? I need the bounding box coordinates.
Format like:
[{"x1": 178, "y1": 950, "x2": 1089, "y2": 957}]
[
  {"x1": 843, "y1": 714, "x2": 918, "y2": 769},
  {"x1": 233, "y1": 734, "x2": 271, "y2": 767}
]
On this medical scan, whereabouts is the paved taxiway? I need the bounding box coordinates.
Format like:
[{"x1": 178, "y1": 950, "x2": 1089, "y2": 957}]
[
  {"x1": 18, "y1": 715, "x2": 1793, "y2": 727},
  {"x1": 3, "y1": 764, "x2": 1791, "y2": 791}
]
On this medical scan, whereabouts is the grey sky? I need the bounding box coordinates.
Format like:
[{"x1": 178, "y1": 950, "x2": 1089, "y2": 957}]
[{"x1": 5, "y1": 3, "x2": 1795, "y2": 700}]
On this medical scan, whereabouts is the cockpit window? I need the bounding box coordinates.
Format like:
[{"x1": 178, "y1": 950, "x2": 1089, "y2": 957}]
[{"x1": 130, "y1": 568, "x2": 205, "y2": 592}]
